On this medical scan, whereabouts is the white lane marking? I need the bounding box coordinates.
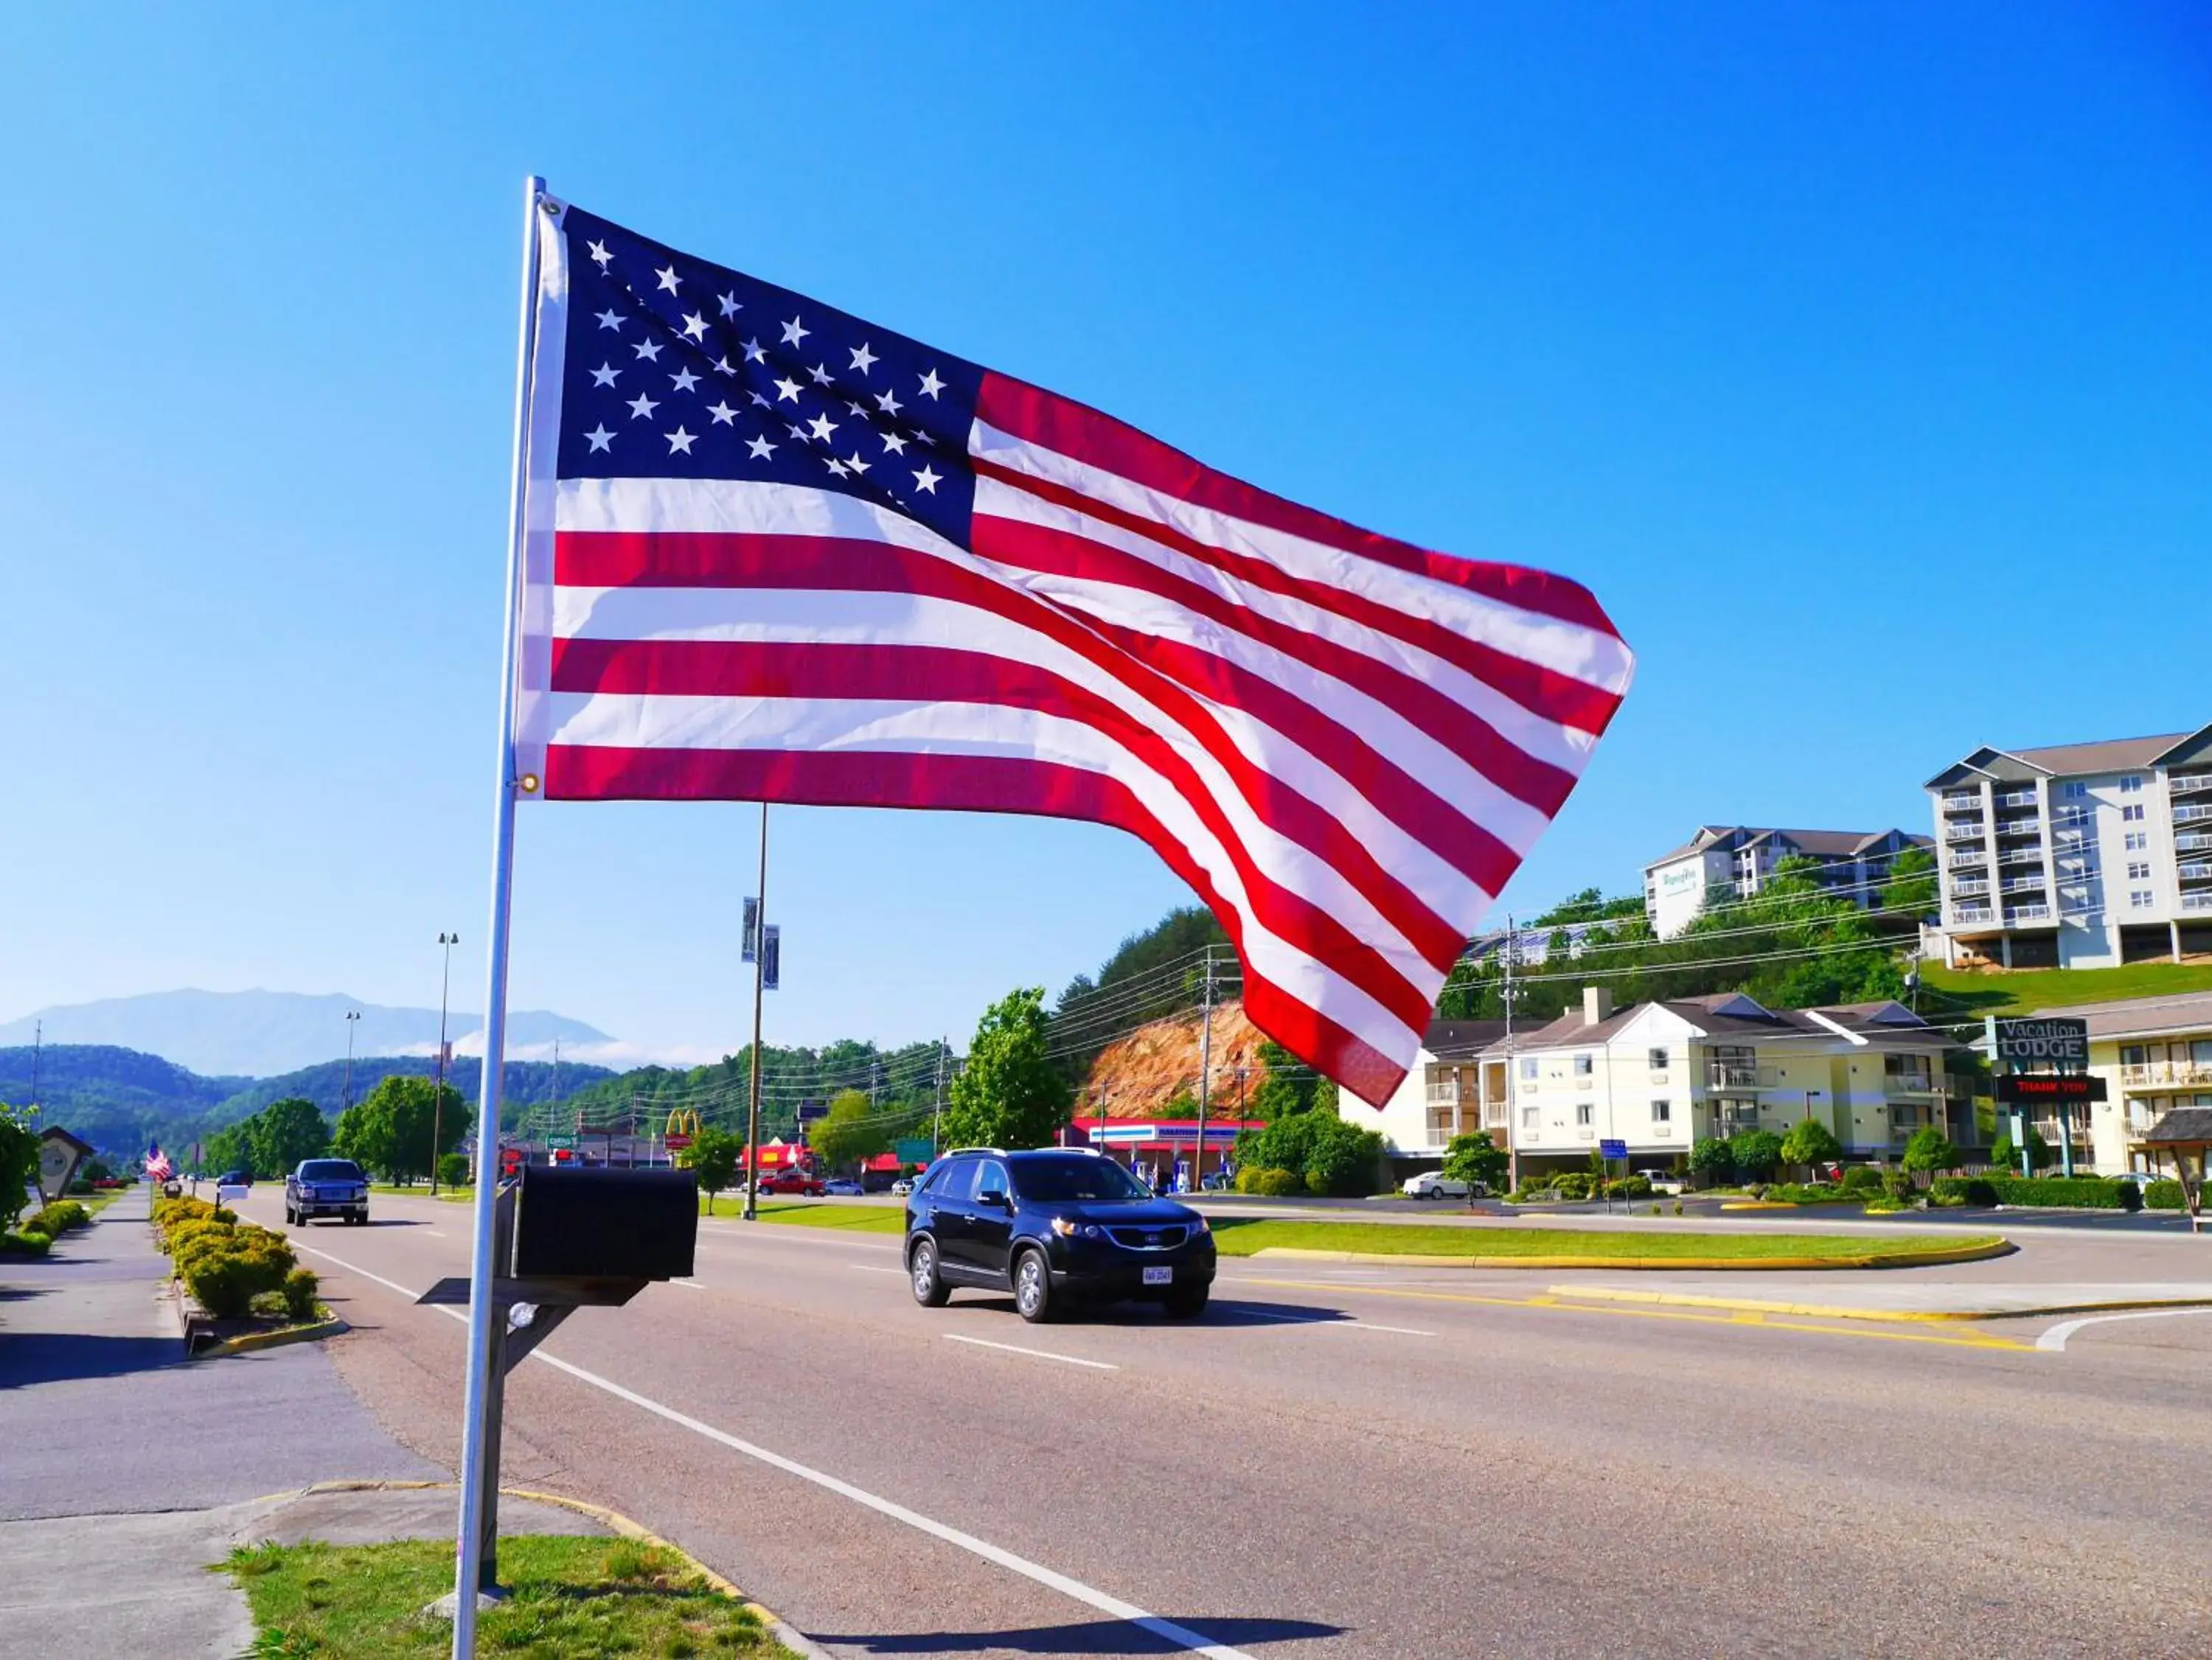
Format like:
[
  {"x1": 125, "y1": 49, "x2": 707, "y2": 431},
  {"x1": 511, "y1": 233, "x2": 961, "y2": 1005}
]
[
  {"x1": 849, "y1": 1265, "x2": 907, "y2": 1276},
  {"x1": 422, "y1": 1228, "x2": 448, "y2": 1238},
  {"x1": 1335, "y1": 1322, "x2": 1436, "y2": 1337},
  {"x1": 292, "y1": 1242, "x2": 429, "y2": 1304},
  {"x1": 668, "y1": 1278, "x2": 706, "y2": 1291},
  {"x1": 943, "y1": 1333, "x2": 1119, "y2": 1371},
  {"x1": 2036, "y1": 1306, "x2": 2212, "y2": 1352},
  {"x1": 1220, "y1": 1308, "x2": 1433, "y2": 1337},
  {"x1": 291, "y1": 1244, "x2": 1248, "y2": 1660}
]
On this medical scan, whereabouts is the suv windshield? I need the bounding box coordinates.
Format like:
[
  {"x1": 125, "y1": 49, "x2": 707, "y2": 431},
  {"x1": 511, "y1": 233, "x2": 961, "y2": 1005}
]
[
  {"x1": 1009, "y1": 1155, "x2": 1152, "y2": 1203},
  {"x1": 298, "y1": 1160, "x2": 363, "y2": 1182}
]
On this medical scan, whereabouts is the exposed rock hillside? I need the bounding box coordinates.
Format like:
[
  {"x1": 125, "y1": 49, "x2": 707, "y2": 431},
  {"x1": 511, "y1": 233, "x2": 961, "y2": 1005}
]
[{"x1": 1079, "y1": 1001, "x2": 1270, "y2": 1118}]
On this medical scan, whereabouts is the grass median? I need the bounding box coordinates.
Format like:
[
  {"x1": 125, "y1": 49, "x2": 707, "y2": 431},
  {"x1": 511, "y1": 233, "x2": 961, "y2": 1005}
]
[
  {"x1": 222, "y1": 1535, "x2": 791, "y2": 1658},
  {"x1": 727, "y1": 1199, "x2": 905, "y2": 1232},
  {"x1": 1206, "y1": 1218, "x2": 2000, "y2": 1261}
]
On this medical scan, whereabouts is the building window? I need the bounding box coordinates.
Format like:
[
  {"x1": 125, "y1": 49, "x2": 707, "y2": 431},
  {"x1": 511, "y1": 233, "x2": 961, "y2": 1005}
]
[
  {"x1": 1573, "y1": 1053, "x2": 1594, "y2": 1077},
  {"x1": 1520, "y1": 1105, "x2": 1538, "y2": 1129},
  {"x1": 2131, "y1": 888, "x2": 2154, "y2": 909},
  {"x1": 1575, "y1": 1102, "x2": 1594, "y2": 1126},
  {"x1": 2120, "y1": 775, "x2": 2143, "y2": 794},
  {"x1": 2123, "y1": 803, "x2": 2146, "y2": 823},
  {"x1": 1520, "y1": 1057, "x2": 1538, "y2": 1081},
  {"x1": 1650, "y1": 1099, "x2": 1671, "y2": 1123},
  {"x1": 2126, "y1": 831, "x2": 2149, "y2": 851},
  {"x1": 2060, "y1": 781, "x2": 2087, "y2": 800},
  {"x1": 2128, "y1": 861, "x2": 2152, "y2": 881},
  {"x1": 1647, "y1": 1046, "x2": 1669, "y2": 1071}
]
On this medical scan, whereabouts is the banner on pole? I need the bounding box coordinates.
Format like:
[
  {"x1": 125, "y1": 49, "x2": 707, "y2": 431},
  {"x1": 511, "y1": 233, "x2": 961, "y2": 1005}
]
[
  {"x1": 761, "y1": 924, "x2": 781, "y2": 991},
  {"x1": 742, "y1": 896, "x2": 759, "y2": 963}
]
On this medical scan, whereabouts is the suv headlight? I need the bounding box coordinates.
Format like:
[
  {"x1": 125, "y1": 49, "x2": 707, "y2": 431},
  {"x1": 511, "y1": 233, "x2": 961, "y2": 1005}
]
[
  {"x1": 1189, "y1": 1215, "x2": 1211, "y2": 1234},
  {"x1": 1049, "y1": 1218, "x2": 1104, "y2": 1239}
]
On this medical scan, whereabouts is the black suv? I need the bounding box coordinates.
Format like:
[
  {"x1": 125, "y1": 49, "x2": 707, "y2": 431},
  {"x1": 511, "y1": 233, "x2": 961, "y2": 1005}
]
[{"x1": 905, "y1": 1148, "x2": 1216, "y2": 1322}]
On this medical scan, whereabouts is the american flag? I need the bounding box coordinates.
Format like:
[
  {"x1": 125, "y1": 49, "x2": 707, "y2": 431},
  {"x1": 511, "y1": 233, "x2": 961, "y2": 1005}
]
[
  {"x1": 514, "y1": 198, "x2": 1633, "y2": 1103},
  {"x1": 145, "y1": 1143, "x2": 173, "y2": 1182}
]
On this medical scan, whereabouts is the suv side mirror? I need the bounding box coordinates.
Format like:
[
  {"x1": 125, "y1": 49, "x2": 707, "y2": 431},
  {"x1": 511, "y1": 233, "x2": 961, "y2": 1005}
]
[{"x1": 979, "y1": 1190, "x2": 1011, "y2": 1210}]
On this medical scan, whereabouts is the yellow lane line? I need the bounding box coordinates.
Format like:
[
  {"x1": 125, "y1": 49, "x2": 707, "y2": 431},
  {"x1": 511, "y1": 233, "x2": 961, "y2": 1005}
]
[{"x1": 1237, "y1": 1276, "x2": 2037, "y2": 1352}]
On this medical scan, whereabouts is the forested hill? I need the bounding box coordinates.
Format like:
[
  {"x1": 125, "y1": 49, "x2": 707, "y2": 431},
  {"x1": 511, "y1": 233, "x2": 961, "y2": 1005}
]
[
  {"x1": 549, "y1": 1039, "x2": 950, "y2": 1145},
  {"x1": 1051, "y1": 907, "x2": 1231, "y2": 1079},
  {"x1": 0, "y1": 1043, "x2": 611, "y2": 1156}
]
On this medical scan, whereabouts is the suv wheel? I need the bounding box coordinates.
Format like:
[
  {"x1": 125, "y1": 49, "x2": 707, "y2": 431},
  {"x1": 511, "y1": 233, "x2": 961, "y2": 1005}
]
[
  {"x1": 1012, "y1": 1248, "x2": 1055, "y2": 1324},
  {"x1": 284, "y1": 1204, "x2": 296, "y2": 1225},
  {"x1": 909, "y1": 1238, "x2": 950, "y2": 1308}
]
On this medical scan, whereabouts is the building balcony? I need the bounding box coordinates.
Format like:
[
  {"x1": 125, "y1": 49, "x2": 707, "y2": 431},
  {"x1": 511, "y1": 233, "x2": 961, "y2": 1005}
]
[
  {"x1": 2183, "y1": 892, "x2": 2212, "y2": 915},
  {"x1": 2175, "y1": 803, "x2": 2212, "y2": 825},
  {"x1": 2121, "y1": 1061, "x2": 2212, "y2": 1089},
  {"x1": 1996, "y1": 817, "x2": 2042, "y2": 838},
  {"x1": 1952, "y1": 904, "x2": 1996, "y2": 926},
  {"x1": 1995, "y1": 789, "x2": 2039, "y2": 809},
  {"x1": 1941, "y1": 792, "x2": 1982, "y2": 813},
  {"x1": 1950, "y1": 877, "x2": 1991, "y2": 897},
  {"x1": 1997, "y1": 846, "x2": 2044, "y2": 867},
  {"x1": 1999, "y1": 874, "x2": 2045, "y2": 895},
  {"x1": 1425, "y1": 1081, "x2": 1467, "y2": 1106},
  {"x1": 1705, "y1": 1062, "x2": 1763, "y2": 1089},
  {"x1": 1947, "y1": 851, "x2": 1988, "y2": 871},
  {"x1": 2177, "y1": 832, "x2": 2212, "y2": 854},
  {"x1": 2053, "y1": 826, "x2": 2087, "y2": 846},
  {"x1": 2004, "y1": 903, "x2": 2052, "y2": 924},
  {"x1": 2170, "y1": 773, "x2": 2212, "y2": 795},
  {"x1": 2179, "y1": 861, "x2": 2212, "y2": 883}
]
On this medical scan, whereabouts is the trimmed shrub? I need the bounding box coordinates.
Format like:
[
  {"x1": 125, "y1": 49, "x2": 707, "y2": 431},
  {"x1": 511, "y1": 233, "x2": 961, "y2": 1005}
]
[
  {"x1": 436, "y1": 1154, "x2": 469, "y2": 1190},
  {"x1": 282, "y1": 1267, "x2": 321, "y2": 1321},
  {"x1": 1, "y1": 1229, "x2": 51, "y2": 1256},
  {"x1": 1840, "y1": 1165, "x2": 1885, "y2": 1195},
  {"x1": 1235, "y1": 1166, "x2": 1305, "y2": 1197},
  {"x1": 31, "y1": 1200, "x2": 89, "y2": 1235},
  {"x1": 1551, "y1": 1173, "x2": 1591, "y2": 1201},
  {"x1": 1930, "y1": 1176, "x2": 1999, "y2": 1207},
  {"x1": 1757, "y1": 1182, "x2": 1856, "y2": 1205},
  {"x1": 1989, "y1": 1176, "x2": 2135, "y2": 1210},
  {"x1": 1688, "y1": 1136, "x2": 1736, "y2": 1188},
  {"x1": 2145, "y1": 1179, "x2": 2185, "y2": 1211},
  {"x1": 1882, "y1": 1170, "x2": 1913, "y2": 1202},
  {"x1": 1599, "y1": 1176, "x2": 1654, "y2": 1200}
]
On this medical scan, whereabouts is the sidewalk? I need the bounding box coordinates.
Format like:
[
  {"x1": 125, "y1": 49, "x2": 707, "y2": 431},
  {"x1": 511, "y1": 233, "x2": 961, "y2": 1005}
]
[{"x1": 0, "y1": 1184, "x2": 444, "y2": 1659}]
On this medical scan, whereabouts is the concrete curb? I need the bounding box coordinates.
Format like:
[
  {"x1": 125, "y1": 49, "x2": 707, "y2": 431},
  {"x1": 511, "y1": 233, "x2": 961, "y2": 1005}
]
[
  {"x1": 1543, "y1": 1285, "x2": 2212, "y2": 1324},
  {"x1": 198, "y1": 1314, "x2": 349, "y2": 1359},
  {"x1": 252, "y1": 1479, "x2": 832, "y2": 1660},
  {"x1": 1246, "y1": 1238, "x2": 2014, "y2": 1271}
]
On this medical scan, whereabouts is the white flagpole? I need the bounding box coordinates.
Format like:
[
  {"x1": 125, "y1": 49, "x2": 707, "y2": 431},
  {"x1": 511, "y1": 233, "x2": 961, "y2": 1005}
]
[{"x1": 451, "y1": 172, "x2": 546, "y2": 1656}]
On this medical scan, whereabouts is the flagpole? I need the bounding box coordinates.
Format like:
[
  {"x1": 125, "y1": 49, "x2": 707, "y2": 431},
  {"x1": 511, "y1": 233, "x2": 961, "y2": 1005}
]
[
  {"x1": 742, "y1": 801, "x2": 767, "y2": 1221},
  {"x1": 451, "y1": 172, "x2": 546, "y2": 1657}
]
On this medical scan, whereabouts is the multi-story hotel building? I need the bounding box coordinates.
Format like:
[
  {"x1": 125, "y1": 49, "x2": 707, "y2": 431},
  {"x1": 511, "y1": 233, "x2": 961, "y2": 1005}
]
[
  {"x1": 1925, "y1": 726, "x2": 2212, "y2": 970},
  {"x1": 1641, "y1": 826, "x2": 1931, "y2": 939},
  {"x1": 2006, "y1": 991, "x2": 2212, "y2": 1176}
]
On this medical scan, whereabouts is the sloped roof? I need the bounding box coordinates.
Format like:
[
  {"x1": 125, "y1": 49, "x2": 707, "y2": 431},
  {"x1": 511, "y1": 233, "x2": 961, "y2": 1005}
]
[
  {"x1": 2027, "y1": 991, "x2": 2212, "y2": 1040},
  {"x1": 1423, "y1": 1019, "x2": 1509, "y2": 1059},
  {"x1": 2142, "y1": 1107, "x2": 2212, "y2": 1146},
  {"x1": 2012, "y1": 733, "x2": 2193, "y2": 775},
  {"x1": 1486, "y1": 995, "x2": 1959, "y2": 1054},
  {"x1": 1645, "y1": 826, "x2": 1929, "y2": 871}
]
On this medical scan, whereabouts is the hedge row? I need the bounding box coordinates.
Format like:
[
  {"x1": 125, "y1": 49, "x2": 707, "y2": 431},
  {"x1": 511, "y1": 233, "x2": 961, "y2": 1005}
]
[
  {"x1": 2145, "y1": 1180, "x2": 2187, "y2": 1211},
  {"x1": 153, "y1": 1194, "x2": 318, "y2": 1319},
  {"x1": 1991, "y1": 1176, "x2": 2141, "y2": 1212}
]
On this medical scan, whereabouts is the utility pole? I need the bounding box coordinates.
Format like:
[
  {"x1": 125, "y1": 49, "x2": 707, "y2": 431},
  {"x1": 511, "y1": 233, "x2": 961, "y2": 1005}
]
[
  {"x1": 743, "y1": 802, "x2": 768, "y2": 1221},
  {"x1": 871, "y1": 1057, "x2": 882, "y2": 1109},
  {"x1": 341, "y1": 1010, "x2": 361, "y2": 1115},
  {"x1": 431, "y1": 932, "x2": 458, "y2": 1194},
  {"x1": 28, "y1": 1019, "x2": 39, "y2": 1111},
  {"x1": 933, "y1": 1038, "x2": 946, "y2": 1154},
  {"x1": 1192, "y1": 948, "x2": 1215, "y2": 1193},
  {"x1": 1502, "y1": 915, "x2": 1520, "y2": 1198}
]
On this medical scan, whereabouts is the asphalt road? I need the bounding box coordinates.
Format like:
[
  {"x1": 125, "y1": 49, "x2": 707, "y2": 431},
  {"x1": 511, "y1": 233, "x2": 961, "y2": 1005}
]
[{"x1": 234, "y1": 1186, "x2": 2212, "y2": 1659}]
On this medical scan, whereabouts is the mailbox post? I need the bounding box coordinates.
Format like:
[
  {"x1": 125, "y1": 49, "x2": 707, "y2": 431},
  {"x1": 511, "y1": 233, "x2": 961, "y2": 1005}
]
[{"x1": 420, "y1": 1165, "x2": 698, "y2": 1598}]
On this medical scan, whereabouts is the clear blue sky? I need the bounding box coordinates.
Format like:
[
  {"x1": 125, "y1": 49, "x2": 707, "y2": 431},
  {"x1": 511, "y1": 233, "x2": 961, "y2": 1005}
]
[{"x1": 4, "y1": 4, "x2": 2208, "y2": 1067}]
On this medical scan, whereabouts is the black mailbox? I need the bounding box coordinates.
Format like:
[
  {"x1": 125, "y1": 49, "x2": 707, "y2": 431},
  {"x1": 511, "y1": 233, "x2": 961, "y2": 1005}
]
[{"x1": 508, "y1": 1165, "x2": 698, "y2": 1281}]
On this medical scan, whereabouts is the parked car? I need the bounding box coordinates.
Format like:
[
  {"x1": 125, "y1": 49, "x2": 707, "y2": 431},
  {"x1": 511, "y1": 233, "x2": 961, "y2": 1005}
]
[
  {"x1": 285, "y1": 1158, "x2": 369, "y2": 1227},
  {"x1": 821, "y1": 1178, "x2": 864, "y2": 1196},
  {"x1": 215, "y1": 1169, "x2": 253, "y2": 1188},
  {"x1": 757, "y1": 1170, "x2": 824, "y2": 1197},
  {"x1": 1633, "y1": 1168, "x2": 1685, "y2": 1196},
  {"x1": 889, "y1": 1176, "x2": 917, "y2": 1196},
  {"x1": 905, "y1": 1147, "x2": 1216, "y2": 1323},
  {"x1": 1400, "y1": 1171, "x2": 1475, "y2": 1201}
]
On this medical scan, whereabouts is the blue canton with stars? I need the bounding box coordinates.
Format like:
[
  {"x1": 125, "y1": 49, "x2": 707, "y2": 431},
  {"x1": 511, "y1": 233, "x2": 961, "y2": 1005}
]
[{"x1": 554, "y1": 203, "x2": 984, "y2": 548}]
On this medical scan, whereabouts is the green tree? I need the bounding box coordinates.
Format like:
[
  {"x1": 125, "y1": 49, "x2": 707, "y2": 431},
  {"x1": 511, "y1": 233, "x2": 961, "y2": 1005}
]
[
  {"x1": 684, "y1": 1125, "x2": 741, "y2": 1214},
  {"x1": 1441, "y1": 1131, "x2": 1508, "y2": 1195},
  {"x1": 1728, "y1": 1129, "x2": 1784, "y2": 1183},
  {"x1": 1779, "y1": 1117, "x2": 1842, "y2": 1176},
  {"x1": 1991, "y1": 1124, "x2": 2055, "y2": 1174},
  {"x1": 0, "y1": 1105, "x2": 38, "y2": 1230},
  {"x1": 248, "y1": 1097, "x2": 330, "y2": 1178},
  {"x1": 807, "y1": 1089, "x2": 890, "y2": 1172},
  {"x1": 944, "y1": 988, "x2": 1072, "y2": 1151},
  {"x1": 334, "y1": 1075, "x2": 464, "y2": 1185},
  {"x1": 1688, "y1": 1136, "x2": 1736, "y2": 1188},
  {"x1": 1879, "y1": 847, "x2": 1939, "y2": 921},
  {"x1": 1900, "y1": 1125, "x2": 1960, "y2": 1179},
  {"x1": 1245, "y1": 1040, "x2": 1315, "y2": 1121},
  {"x1": 1237, "y1": 1109, "x2": 1385, "y2": 1197},
  {"x1": 202, "y1": 1120, "x2": 253, "y2": 1179}
]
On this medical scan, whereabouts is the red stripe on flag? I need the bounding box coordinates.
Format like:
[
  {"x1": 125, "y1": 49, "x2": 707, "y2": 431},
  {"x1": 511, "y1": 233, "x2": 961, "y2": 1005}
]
[
  {"x1": 976, "y1": 374, "x2": 1624, "y2": 640},
  {"x1": 543, "y1": 742, "x2": 1413, "y2": 1101}
]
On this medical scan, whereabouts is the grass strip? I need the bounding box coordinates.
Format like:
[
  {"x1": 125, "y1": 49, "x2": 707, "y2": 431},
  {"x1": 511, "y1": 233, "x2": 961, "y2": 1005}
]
[
  {"x1": 732, "y1": 1201, "x2": 905, "y2": 1232},
  {"x1": 1206, "y1": 1218, "x2": 1997, "y2": 1260},
  {"x1": 222, "y1": 1535, "x2": 788, "y2": 1658}
]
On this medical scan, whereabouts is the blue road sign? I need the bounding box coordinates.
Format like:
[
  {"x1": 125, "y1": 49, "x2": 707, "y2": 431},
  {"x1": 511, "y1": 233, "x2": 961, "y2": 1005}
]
[{"x1": 1599, "y1": 1138, "x2": 1628, "y2": 1159}]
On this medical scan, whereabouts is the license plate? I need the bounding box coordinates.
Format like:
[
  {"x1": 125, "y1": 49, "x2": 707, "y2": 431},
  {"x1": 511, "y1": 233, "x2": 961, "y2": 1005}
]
[{"x1": 1142, "y1": 1266, "x2": 1172, "y2": 1286}]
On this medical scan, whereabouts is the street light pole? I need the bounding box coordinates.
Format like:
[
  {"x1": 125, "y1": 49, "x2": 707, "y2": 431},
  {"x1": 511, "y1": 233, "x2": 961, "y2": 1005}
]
[
  {"x1": 341, "y1": 1010, "x2": 362, "y2": 1115},
  {"x1": 431, "y1": 932, "x2": 457, "y2": 1195}
]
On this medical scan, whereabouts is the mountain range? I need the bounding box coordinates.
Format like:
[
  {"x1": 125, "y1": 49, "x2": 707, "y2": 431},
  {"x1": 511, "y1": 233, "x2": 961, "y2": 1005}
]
[{"x1": 0, "y1": 988, "x2": 613, "y2": 1078}]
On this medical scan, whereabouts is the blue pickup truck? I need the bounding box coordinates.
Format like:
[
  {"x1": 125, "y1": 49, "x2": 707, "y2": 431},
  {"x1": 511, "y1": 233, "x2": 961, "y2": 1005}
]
[{"x1": 285, "y1": 1158, "x2": 369, "y2": 1227}]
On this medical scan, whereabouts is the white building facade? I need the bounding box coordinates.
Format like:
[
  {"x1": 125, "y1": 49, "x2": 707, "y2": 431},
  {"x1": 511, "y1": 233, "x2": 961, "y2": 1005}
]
[{"x1": 1925, "y1": 726, "x2": 2212, "y2": 971}]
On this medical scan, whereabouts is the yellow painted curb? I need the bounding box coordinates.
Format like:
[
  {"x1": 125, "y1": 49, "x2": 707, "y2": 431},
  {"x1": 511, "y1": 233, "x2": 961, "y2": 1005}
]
[
  {"x1": 1247, "y1": 1238, "x2": 2014, "y2": 1271},
  {"x1": 199, "y1": 1315, "x2": 349, "y2": 1359},
  {"x1": 1545, "y1": 1285, "x2": 2212, "y2": 1324},
  {"x1": 247, "y1": 1479, "x2": 821, "y2": 1656}
]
